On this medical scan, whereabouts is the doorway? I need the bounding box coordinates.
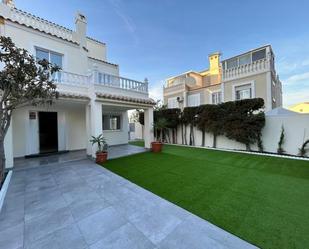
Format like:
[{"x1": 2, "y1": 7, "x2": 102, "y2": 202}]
[{"x1": 38, "y1": 112, "x2": 58, "y2": 154}]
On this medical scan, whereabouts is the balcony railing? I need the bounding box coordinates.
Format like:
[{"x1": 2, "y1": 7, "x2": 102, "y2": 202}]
[
  {"x1": 53, "y1": 71, "x2": 148, "y2": 93},
  {"x1": 222, "y1": 58, "x2": 270, "y2": 81}
]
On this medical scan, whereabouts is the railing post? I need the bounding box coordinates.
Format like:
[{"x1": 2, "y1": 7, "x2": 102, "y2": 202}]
[{"x1": 144, "y1": 78, "x2": 148, "y2": 93}]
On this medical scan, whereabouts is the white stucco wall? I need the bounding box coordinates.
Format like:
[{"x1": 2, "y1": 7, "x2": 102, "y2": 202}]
[
  {"x1": 12, "y1": 101, "x2": 87, "y2": 158},
  {"x1": 102, "y1": 111, "x2": 129, "y2": 146},
  {"x1": 171, "y1": 114, "x2": 309, "y2": 156}
]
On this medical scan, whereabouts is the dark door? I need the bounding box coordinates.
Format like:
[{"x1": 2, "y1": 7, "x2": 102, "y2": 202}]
[{"x1": 38, "y1": 112, "x2": 58, "y2": 153}]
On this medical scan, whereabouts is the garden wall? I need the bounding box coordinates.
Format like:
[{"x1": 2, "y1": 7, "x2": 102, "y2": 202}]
[{"x1": 171, "y1": 113, "x2": 309, "y2": 156}]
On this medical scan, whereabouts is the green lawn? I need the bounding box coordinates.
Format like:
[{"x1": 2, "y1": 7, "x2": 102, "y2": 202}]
[{"x1": 104, "y1": 143, "x2": 309, "y2": 249}]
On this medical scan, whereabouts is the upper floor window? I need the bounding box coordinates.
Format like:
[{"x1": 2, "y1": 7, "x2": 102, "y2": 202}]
[
  {"x1": 188, "y1": 93, "x2": 200, "y2": 107},
  {"x1": 36, "y1": 48, "x2": 63, "y2": 68},
  {"x1": 235, "y1": 84, "x2": 252, "y2": 100},
  {"x1": 252, "y1": 49, "x2": 266, "y2": 62},
  {"x1": 211, "y1": 92, "x2": 222, "y2": 104},
  {"x1": 224, "y1": 48, "x2": 267, "y2": 70},
  {"x1": 103, "y1": 114, "x2": 121, "y2": 130},
  {"x1": 167, "y1": 97, "x2": 179, "y2": 109}
]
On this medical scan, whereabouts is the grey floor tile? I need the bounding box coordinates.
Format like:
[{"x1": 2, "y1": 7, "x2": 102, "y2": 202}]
[
  {"x1": 158, "y1": 215, "x2": 257, "y2": 249},
  {"x1": 25, "y1": 224, "x2": 88, "y2": 249},
  {"x1": 77, "y1": 206, "x2": 127, "y2": 245},
  {"x1": 25, "y1": 193, "x2": 67, "y2": 221},
  {"x1": 0, "y1": 224, "x2": 24, "y2": 249},
  {"x1": 129, "y1": 209, "x2": 183, "y2": 245},
  {"x1": 69, "y1": 196, "x2": 110, "y2": 221},
  {"x1": 0, "y1": 208, "x2": 24, "y2": 232},
  {"x1": 90, "y1": 223, "x2": 155, "y2": 249},
  {"x1": 24, "y1": 207, "x2": 74, "y2": 245}
]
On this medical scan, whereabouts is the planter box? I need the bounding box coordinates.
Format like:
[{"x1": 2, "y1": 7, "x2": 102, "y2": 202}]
[{"x1": 0, "y1": 170, "x2": 12, "y2": 213}]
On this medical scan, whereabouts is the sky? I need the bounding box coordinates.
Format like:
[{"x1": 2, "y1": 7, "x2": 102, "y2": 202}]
[{"x1": 15, "y1": 0, "x2": 309, "y2": 107}]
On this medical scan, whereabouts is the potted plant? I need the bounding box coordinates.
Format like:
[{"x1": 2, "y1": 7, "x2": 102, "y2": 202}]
[
  {"x1": 152, "y1": 118, "x2": 168, "y2": 153},
  {"x1": 90, "y1": 134, "x2": 108, "y2": 163}
]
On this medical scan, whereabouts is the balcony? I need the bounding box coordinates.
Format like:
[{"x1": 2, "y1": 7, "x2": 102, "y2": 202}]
[
  {"x1": 222, "y1": 58, "x2": 271, "y2": 81},
  {"x1": 53, "y1": 71, "x2": 148, "y2": 94}
]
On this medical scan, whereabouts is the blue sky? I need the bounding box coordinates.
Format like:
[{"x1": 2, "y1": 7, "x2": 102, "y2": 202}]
[{"x1": 16, "y1": 0, "x2": 309, "y2": 107}]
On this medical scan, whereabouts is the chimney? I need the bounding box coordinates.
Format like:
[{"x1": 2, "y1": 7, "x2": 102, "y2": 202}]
[
  {"x1": 208, "y1": 52, "x2": 221, "y2": 73},
  {"x1": 2, "y1": 0, "x2": 15, "y2": 7},
  {"x1": 75, "y1": 12, "x2": 87, "y2": 48}
]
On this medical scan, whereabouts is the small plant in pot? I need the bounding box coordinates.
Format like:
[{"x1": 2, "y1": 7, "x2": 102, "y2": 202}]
[
  {"x1": 152, "y1": 118, "x2": 168, "y2": 153},
  {"x1": 90, "y1": 134, "x2": 108, "y2": 163}
]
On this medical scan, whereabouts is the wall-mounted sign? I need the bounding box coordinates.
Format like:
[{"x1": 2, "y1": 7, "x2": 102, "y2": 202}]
[{"x1": 29, "y1": 112, "x2": 36, "y2": 120}]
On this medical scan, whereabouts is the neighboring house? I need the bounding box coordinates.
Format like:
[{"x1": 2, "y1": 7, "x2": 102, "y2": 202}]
[
  {"x1": 0, "y1": 0, "x2": 154, "y2": 168},
  {"x1": 288, "y1": 102, "x2": 309, "y2": 113},
  {"x1": 164, "y1": 45, "x2": 282, "y2": 111}
]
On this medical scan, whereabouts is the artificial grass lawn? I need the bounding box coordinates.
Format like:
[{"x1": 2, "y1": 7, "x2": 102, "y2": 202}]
[{"x1": 103, "y1": 144, "x2": 309, "y2": 249}]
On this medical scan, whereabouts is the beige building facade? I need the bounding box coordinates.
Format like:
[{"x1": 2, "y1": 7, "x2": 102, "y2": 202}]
[{"x1": 163, "y1": 45, "x2": 282, "y2": 111}]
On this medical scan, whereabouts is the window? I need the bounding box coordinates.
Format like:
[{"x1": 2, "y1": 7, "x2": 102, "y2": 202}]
[
  {"x1": 235, "y1": 84, "x2": 252, "y2": 100},
  {"x1": 36, "y1": 48, "x2": 63, "y2": 68},
  {"x1": 103, "y1": 114, "x2": 121, "y2": 130},
  {"x1": 188, "y1": 93, "x2": 200, "y2": 107},
  {"x1": 252, "y1": 49, "x2": 266, "y2": 62},
  {"x1": 167, "y1": 97, "x2": 178, "y2": 108},
  {"x1": 36, "y1": 48, "x2": 63, "y2": 81},
  {"x1": 226, "y1": 58, "x2": 238, "y2": 69},
  {"x1": 239, "y1": 54, "x2": 251, "y2": 66},
  {"x1": 211, "y1": 92, "x2": 222, "y2": 104}
]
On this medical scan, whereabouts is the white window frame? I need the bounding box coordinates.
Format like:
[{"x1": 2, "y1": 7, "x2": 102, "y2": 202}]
[
  {"x1": 102, "y1": 113, "x2": 122, "y2": 131},
  {"x1": 210, "y1": 90, "x2": 222, "y2": 104},
  {"x1": 35, "y1": 46, "x2": 63, "y2": 68},
  {"x1": 187, "y1": 93, "x2": 200, "y2": 107},
  {"x1": 232, "y1": 81, "x2": 255, "y2": 101}
]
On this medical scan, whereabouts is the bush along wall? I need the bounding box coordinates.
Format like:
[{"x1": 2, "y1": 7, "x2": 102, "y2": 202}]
[{"x1": 138, "y1": 98, "x2": 266, "y2": 151}]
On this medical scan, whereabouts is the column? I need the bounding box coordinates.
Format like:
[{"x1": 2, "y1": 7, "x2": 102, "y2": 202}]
[
  {"x1": 143, "y1": 107, "x2": 154, "y2": 149},
  {"x1": 89, "y1": 100, "x2": 103, "y2": 158},
  {"x1": 4, "y1": 119, "x2": 13, "y2": 168}
]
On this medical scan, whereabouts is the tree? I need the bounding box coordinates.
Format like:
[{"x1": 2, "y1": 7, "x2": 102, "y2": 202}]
[
  {"x1": 183, "y1": 106, "x2": 199, "y2": 146},
  {"x1": 0, "y1": 36, "x2": 59, "y2": 182},
  {"x1": 153, "y1": 118, "x2": 169, "y2": 142},
  {"x1": 277, "y1": 125, "x2": 285, "y2": 154},
  {"x1": 222, "y1": 98, "x2": 265, "y2": 151},
  {"x1": 197, "y1": 104, "x2": 224, "y2": 148},
  {"x1": 299, "y1": 139, "x2": 309, "y2": 157}
]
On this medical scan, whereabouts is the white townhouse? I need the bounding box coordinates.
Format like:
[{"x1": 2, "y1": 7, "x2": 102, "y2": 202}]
[{"x1": 0, "y1": 0, "x2": 154, "y2": 168}]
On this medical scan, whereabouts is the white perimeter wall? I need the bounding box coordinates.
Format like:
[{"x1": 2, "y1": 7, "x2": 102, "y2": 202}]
[
  {"x1": 169, "y1": 114, "x2": 309, "y2": 156},
  {"x1": 12, "y1": 102, "x2": 87, "y2": 157}
]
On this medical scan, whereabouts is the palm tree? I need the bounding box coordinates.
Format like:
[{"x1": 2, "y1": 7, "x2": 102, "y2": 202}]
[{"x1": 153, "y1": 118, "x2": 169, "y2": 143}]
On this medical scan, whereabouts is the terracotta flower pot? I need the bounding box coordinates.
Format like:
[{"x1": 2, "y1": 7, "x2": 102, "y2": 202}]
[
  {"x1": 96, "y1": 151, "x2": 108, "y2": 163},
  {"x1": 151, "y1": 142, "x2": 163, "y2": 153}
]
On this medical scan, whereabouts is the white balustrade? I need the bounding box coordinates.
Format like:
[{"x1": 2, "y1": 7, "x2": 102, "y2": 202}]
[
  {"x1": 53, "y1": 71, "x2": 148, "y2": 93},
  {"x1": 223, "y1": 59, "x2": 270, "y2": 80}
]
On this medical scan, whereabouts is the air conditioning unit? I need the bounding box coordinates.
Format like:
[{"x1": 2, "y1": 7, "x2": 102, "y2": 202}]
[{"x1": 177, "y1": 96, "x2": 184, "y2": 103}]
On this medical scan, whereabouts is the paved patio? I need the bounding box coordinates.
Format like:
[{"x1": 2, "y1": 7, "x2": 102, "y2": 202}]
[
  {"x1": 0, "y1": 159, "x2": 258, "y2": 249},
  {"x1": 13, "y1": 144, "x2": 147, "y2": 171}
]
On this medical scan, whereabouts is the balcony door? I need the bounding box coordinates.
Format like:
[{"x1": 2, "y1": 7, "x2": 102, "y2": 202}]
[{"x1": 38, "y1": 112, "x2": 58, "y2": 154}]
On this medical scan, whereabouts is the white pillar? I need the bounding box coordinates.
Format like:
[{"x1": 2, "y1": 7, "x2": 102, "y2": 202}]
[
  {"x1": 144, "y1": 107, "x2": 154, "y2": 149},
  {"x1": 4, "y1": 119, "x2": 13, "y2": 168},
  {"x1": 85, "y1": 104, "x2": 91, "y2": 155},
  {"x1": 89, "y1": 100, "x2": 103, "y2": 158}
]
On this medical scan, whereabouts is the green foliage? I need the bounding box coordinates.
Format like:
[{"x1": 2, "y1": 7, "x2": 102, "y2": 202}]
[
  {"x1": 197, "y1": 104, "x2": 224, "y2": 148},
  {"x1": 183, "y1": 106, "x2": 199, "y2": 145},
  {"x1": 298, "y1": 139, "x2": 309, "y2": 157},
  {"x1": 138, "y1": 98, "x2": 265, "y2": 150},
  {"x1": 277, "y1": 125, "x2": 285, "y2": 154},
  {"x1": 90, "y1": 134, "x2": 108, "y2": 152},
  {"x1": 0, "y1": 36, "x2": 59, "y2": 181},
  {"x1": 153, "y1": 118, "x2": 169, "y2": 142},
  {"x1": 222, "y1": 98, "x2": 265, "y2": 151}
]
